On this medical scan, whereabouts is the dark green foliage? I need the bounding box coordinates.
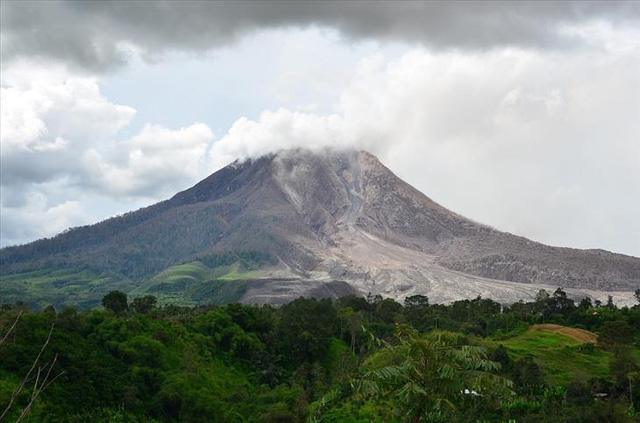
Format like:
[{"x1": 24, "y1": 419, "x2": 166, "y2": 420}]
[
  {"x1": 1, "y1": 293, "x2": 639, "y2": 422},
  {"x1": 598, "y1": 320, "x2": 634, "y2": 348},
  {"x1": 551, "y1": 287, "x2": 576, "y2": 315},
  {"x1": 102, "y1": 291, "x2": 128, "y2": 314},
  {"x1": 404, "y1": 294, "x2": 429, "y2": 308},
  {"x1": 276, "y1": 298, "x2": 339, "y2": 367},
  {"x1": 351, "y1": 326, "x2": 513, "y2": 421},
  {"x1": 131, "y1": 295, "x2": 157, "y2": 313},
  {"x1": 513, "y1": 357, "x2": 544, "y2": 393},
  {"x1": 579, "y1": 296, "x2": 594, "y2": 310},
  {"x1": 492, "y1": 344, "x2": 512, "y2": 371}
]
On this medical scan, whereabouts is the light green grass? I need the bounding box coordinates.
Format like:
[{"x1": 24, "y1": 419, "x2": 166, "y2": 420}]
[
  {"x1": 1, "y1": 260, "x2": 267, "y2": 309},
  {"x1": 133, "y1": 261, "x2": 265, "y2": 305},
  {"x1": 216, "y1": 262, "x2": 263, "y2": 280},
  {"x1": 493, "y1": 330, "x2": 615, "y2": 386},
  {"x1": 130, "y1": 262, "x2": 214, "y2": 296},
  {"x1": 0, "y1": 268, "x2": 128, "y2": 309}
]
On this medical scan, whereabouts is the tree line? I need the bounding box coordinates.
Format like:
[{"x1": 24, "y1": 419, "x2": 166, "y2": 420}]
[{"x1": 1, "y1": 288, "x2": 639, "y2": 422}]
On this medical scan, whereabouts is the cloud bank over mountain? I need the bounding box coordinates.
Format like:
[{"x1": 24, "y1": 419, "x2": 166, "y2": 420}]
[
  {"x1": 1, "y1": 2, "x2": 638, "y2": 256},
  {"x1": 209, "y1": 47, "x2": 640, "y2": 255}
]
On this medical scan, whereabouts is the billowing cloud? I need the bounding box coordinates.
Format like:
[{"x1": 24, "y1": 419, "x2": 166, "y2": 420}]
[
  {"x1": 0, "y1": 189, "x2": 90, "y2": 246},
  {"x1": 1, "y1": 62, "x2": 214, "y2": 195},
  {"x1": 2, "y1": 1, "x2": 639, "y2": 71},
  {"x1": 211, "y1": 46, "x2": 640, "y2": 256},
  {"x1": 1, "y1": 62, "x2": 136, "y2": 185},
  {"x1": 211, "y1": 110, "x2": 345, "y2": 169},
  {"x1": 82, "y1": 122, "x2": 213, "y2": 198},
  {"x1": 0, "y1": 63, "x2": 215, "y2": 246}
]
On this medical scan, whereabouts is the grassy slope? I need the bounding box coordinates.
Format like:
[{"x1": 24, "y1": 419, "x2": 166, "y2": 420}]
[
  {"x1": 0, "y1": 268, "x2": 130, "y2": 309},
  {"x1": 0, "y1": 260, "x2": 267, "y2": 309},
  {"x1": 494, "y1": 327, "x2": 614, "y2": 386},
  {"x1": 528, "y1": 324, "x2": 597, "y2": 343},
  {"x1": 131, "y1": 261, "x2": 265, "y2": 306},
  {"x1": 131, "y1": 262, "x2": 213, "y2": 293},
  {"x1": 216, "y1": 262, "x2": 263, "y2": 280}
]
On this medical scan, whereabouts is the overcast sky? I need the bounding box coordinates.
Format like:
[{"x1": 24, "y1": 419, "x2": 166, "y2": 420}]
[{"x1": 1, "y1": 1, "x2": 639, "y2": 256}]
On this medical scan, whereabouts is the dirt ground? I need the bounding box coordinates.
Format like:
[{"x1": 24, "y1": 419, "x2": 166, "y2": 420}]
[{"x1": 529, "y1": 324, "x2": 598, "y2": 344}]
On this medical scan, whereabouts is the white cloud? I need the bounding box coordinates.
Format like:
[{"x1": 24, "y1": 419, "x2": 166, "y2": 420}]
[
  {"x1": 0, "y1": 61, "x2": 215, "y2": 245},
  {"x1": 0, "y1": 63, "x2": 136, "y2": 156},
  {"x1": 83, "y1": 122, "x2": 214, "y2": 197},
  {"x1": 0, "y1": 62, "x2": 137, "y2": 185},
  {"x1": 0, "y1": 61, "x2": 215, "y2": 194},
  {"x1": 210, "y1": 46, "x2": 640, "y2": 256},
  {"x1": 0, "y1": 190, "x2": 89, "y2": 246},
  {"x1": 210, "y1": 109, "x2": 345, "y2": 169}
]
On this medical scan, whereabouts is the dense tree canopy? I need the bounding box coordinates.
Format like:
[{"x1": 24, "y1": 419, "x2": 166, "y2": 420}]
[
  {"x1": 101, "y1": 290, "x2": 128, "y2": 314},
  {"x1": 1, "y1": 291, "x2": 639, "y2": 422}
]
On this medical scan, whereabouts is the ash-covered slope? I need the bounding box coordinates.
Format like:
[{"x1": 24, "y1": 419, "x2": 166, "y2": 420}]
[{"x1": 1, "y1": 148, "x2": 638, "y2": 306}]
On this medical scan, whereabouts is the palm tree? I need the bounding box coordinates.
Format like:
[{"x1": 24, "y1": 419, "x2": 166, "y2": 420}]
[{"x1": 351, "y1": 324, "x2": 513, "y2": 422}]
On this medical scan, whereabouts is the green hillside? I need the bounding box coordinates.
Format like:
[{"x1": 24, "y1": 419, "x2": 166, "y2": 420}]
[
  {"x1": 494, "y1": 329, "x2": 614, "y2": 386},
  {"x1": 130, "y1": 261, "x2": 266, "y2": 306},
  {"x1": 1, "y1": 259, "x2": 268, "y2": 310},
  {"x1": 0, "y1": 268, "x2": 129, "y2": 310}
]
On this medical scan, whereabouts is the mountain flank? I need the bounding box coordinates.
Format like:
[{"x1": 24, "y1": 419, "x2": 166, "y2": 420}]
[{"x1": 1, "y1": 148, "x2": 638, "y2": 308}]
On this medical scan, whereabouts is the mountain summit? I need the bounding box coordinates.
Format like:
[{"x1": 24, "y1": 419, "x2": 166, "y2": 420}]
[{"x1": 2, "y1": 148, "x2": 639, "y2": 308}]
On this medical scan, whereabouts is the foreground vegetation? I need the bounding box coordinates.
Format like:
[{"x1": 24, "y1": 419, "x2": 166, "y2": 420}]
[{"x1": 1, "y1": 289, "x2": 639, "y2": 422}]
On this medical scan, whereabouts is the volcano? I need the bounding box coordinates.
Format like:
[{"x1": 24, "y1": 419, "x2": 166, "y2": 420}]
[{"x1": 2, "y1": 148, "x2": 638, "y2": 308}]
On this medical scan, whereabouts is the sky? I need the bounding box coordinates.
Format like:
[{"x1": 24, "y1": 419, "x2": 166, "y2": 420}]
[{"x1": 1, "y1": 1, "x2": 639, "y2": 256}]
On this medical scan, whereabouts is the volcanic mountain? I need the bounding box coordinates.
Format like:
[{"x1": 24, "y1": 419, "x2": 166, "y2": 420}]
[{"x1": 1, "y1": 148, "x2": 639, "y2": 308}]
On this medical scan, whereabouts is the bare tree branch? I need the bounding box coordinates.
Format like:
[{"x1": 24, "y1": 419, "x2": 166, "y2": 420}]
[
  {"x1": 0, "y1": 323, "x2": 56, "y2": 421},
  {"x1": 15, "y1": 354, "x2": 65, "y2": 423},
  {"x1": 0, "y1": 310, "x2": 22, "y2": 347}
]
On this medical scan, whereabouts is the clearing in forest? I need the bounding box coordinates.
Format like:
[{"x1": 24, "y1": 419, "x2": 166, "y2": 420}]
[{"x1": 529, "y1": 324, "x2": 597, "y2": 344}]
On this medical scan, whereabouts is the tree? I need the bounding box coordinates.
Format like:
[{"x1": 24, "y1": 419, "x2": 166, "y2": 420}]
[
  {"x1": 102, "y1": 290, "x2": 128, "y2": 314},
  {"x1": 578, "y1": 297, "x2": 593, "y2": 310},
  {"x1": 277, "y1": 298, "x2": 339, "y2": 366},
  {"x1": 491, "y1": 344, "x2": 512, "y2": 372},
  {"x1": 336, "y1": 295, "x2": 370, "y2": 313},
  {"x1": 338, "y1": 307, "x2": 364, "y2": 353},
  {"x1": 609, "y1": 348, "x2": 640, "y2": 398},
  {"x1": 513, "y1": 357, "x2": 543, "y2": 394},
  {"x1": 598, "y1": 320, "x2": 634, "y2": 348},
  {"x1": 634, "y1": 289, "x2": 640, "y2": 306},
  {"x1": 534, "y1": 289, "x2": 551, "y2": 321},
  {"x1": 535, "y1": 289, "x2": 550, "y2": 303},
  {"x1": 551, "y1": 287, "x2": 575, "y2": 314},
  {"x1": 404, "y1": 295, "x2": 429, "y2": 309},
  {"x1": 374, "y1": 298, "x2": 402, "y2": 323},
  {"x1": 0, "y1": 316, "x2": 64, "y2": 422},
  {"x1": 404, "y1": 295, "x2": 431, "y2": 331},
  {"x1": 352, "y1": 324, "x2": 513, "y2": 421},
  {"x1": 606, "y1": 295, "x2": 616, "y2": 309},
  {"x1": 131, "y1": 295, "x2": 157, "y2": 313}
]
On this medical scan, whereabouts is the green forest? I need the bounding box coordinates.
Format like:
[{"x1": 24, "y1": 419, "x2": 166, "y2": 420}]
[{"x1": 1, "y1": 289, "x2": 639, "y2": 422}]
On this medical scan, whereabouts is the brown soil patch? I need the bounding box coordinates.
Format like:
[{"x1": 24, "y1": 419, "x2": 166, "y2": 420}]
[{"x1": 529, "y1": 324, "x2": 597, "y2": 344}]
